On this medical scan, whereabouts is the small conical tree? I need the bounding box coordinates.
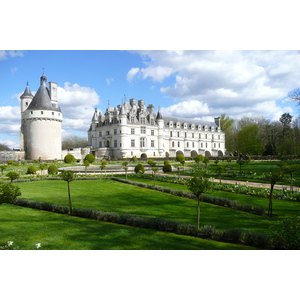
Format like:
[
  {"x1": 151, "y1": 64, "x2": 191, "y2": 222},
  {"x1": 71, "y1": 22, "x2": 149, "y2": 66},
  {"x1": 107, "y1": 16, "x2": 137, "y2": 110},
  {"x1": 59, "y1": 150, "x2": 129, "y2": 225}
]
[
  {"x1": 122, "y1": 161, "x2": 129, "y2": 179},
  {"x1": 60, "y1": 170, "x2": 75, "y2": 214},
  {"x1": 187, "y1": 172, "x2": 212, "y2": 231}
]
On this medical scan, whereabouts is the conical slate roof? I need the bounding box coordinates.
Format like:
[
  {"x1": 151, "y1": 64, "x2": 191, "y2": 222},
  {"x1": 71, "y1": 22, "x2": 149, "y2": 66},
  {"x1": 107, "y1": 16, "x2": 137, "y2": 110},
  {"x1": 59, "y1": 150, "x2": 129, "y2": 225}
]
[
  {"x1": 20, "y1": 83, "x2": 33, "y2": 98},
  {"x1": 156, "y1": 110, "x2": 163, "y2": 120},
  {"x1": 26, "y1": 75, "x2": 61, "y2": 112}
]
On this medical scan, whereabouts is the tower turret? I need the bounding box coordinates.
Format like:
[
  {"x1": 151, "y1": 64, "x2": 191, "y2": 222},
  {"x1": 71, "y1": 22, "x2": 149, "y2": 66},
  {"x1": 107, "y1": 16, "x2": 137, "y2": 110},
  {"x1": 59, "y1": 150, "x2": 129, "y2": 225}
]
[
  {"x1": 156, "y1": 111, "x2": 164, "y2": 156},
  {"x1": 22, "y1": 73, "x2": 63, "y2": 160}
]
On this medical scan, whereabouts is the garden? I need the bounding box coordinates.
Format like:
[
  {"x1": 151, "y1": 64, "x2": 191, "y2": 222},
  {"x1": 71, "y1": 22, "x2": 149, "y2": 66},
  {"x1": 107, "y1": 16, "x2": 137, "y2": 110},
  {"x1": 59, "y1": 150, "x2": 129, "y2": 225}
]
[{"x1": 1, "y1": 154, "x2": 300, "y2": 250}]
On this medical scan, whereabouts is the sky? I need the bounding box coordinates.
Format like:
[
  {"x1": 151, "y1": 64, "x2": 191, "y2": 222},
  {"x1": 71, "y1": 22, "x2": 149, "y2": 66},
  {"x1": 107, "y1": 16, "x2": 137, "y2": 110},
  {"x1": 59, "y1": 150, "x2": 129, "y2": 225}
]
[{"x1": 1, "y1": 50, "x2": 299, "y2": 149}]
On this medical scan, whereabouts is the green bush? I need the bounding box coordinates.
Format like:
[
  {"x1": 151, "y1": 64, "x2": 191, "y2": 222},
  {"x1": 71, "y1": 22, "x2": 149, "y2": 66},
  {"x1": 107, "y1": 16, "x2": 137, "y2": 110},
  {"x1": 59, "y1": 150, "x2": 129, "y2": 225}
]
[
  {"x1": 26, "y1": 166, "x2": 37, "y2": 174},
  {"x1": 242, "y1": 231, "x2": 270, "y2": 248},
  {"x1": 270, "y1": 217, "x2": 300, "y2": 249},
  {"x1": 48, "y1": 164, "x2": 58, "y2": 175},
  {"x1": 176, "y1": 154, "x2": 185, "y2": 164},
  {"x1": 222, "y1": 229, "x2": 244, "y2": 243},
  {"x1": 84, "y1": 154, "x2": 95, "y2": 163},
  {"x1": 162, "y1": 163, "x2": 172, "y2": 173},
  {"x1": 64, "y1": 154, "x2": 76, "y2": 164},
  {"x1": 134, "y1": 164, "x2": 145, "y2": 174},
  {"x1": 0, "y1": 183, "x2": 21, "y2": 204},
  {"x1": 7, "y1": 160, "x2": 15, "y2": 165}
]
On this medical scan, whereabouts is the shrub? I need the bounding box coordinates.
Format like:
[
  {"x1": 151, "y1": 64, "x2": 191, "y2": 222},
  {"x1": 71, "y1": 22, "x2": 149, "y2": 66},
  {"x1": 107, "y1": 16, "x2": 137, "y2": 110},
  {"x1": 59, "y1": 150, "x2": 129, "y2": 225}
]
[
  {"x1": 0, "y1": 183, "x2": 21, "y2": 204},
  {"x1": 253, "y1": 206, "x2": 265, "y2": 215},
  {"x1": 269, "y1": 216, "x2": 300, "y2": 249},
  {"x1": 26, "y1": 166, "x2": 37, "y2": 174},
  {"x1": 64, "y1": 154, "x2": 76, "y2": 164},
  {"x1": 84, "y1": 154, "x2": 95, "y2": 163},
  {"x1": 48, "y1": 164, "x2": 58, "y2": 175},
  {"x1": 242, "y1": 231, "x2": 270, "y2": 248},
  {"x1": 6, "y1": 171, "x2": 19, "y2": 182},
  {"x1": 147, "y1": 159, "x2": 155, "y2": 166},
  {"x1": 222, "y1": 229, "x2": 244, "y2": 243},
  {"x1": 7, "y1": 160, "x2": 15, "y2": 165},
  {"x1": 134, "y1": 164, "x2": 145, "y2": 174},
  {"x1": 176, "y1": 154, "x2": 185, "y2": 164},
  {"x1": 201, "y1": 225, "x2": 216, "y2": 238},
  {"x1": 162, "y1": 163, "x2": 172, "y2": 173}
]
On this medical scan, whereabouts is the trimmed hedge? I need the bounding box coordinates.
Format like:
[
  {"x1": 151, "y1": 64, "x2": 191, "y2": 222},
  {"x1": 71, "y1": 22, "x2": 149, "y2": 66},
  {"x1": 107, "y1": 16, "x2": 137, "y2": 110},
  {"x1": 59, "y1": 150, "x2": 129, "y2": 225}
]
[{"x1": 12, "y1": 197, "x2": 273, "y2": 248}]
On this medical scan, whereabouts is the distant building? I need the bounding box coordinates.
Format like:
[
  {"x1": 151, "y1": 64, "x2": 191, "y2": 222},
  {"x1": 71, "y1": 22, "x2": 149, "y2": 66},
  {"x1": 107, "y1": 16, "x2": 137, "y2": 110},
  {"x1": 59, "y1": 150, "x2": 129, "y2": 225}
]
[
  {"x1": 88, "y1": 98, "x2": 225, "y2": 159},
  {"x1": 20, "y1": 74, "x2": 63, "y2": 160}
]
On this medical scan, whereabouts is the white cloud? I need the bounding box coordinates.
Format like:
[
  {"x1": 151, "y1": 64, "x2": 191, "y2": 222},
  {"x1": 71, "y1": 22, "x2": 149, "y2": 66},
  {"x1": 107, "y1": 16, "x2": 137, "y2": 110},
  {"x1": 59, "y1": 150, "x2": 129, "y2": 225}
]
[
  {"x1": 161, "y1": 100, "x2": 210, "y2": 118},
  {"x1": 0, "y1": 50, "x2": 24, "y2": 60},
  {"x1": 130, "y1": 50, "x2": 300, "y2": 120},
  {"x1": 106, "y1": 78, "x2": 114, "y2": 86},
  {"x1": 126, "y1": 67, "x2": 140, "y2": 82}
]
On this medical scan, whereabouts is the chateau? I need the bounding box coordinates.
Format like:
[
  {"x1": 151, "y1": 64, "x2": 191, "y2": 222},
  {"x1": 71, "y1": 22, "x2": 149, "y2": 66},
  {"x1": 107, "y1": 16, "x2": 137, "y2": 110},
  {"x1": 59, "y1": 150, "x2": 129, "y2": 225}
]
[
  {"x1": 20, "y1": 74, "x2": 63, "y2": 160},
  {"x1": 88, "y1": 98, "x2": 225, "y2": 159}
]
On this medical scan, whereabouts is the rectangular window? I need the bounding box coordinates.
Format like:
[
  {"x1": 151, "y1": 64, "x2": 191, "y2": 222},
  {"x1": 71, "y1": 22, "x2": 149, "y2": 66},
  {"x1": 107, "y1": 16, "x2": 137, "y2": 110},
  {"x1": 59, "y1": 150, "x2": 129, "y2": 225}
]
[
  {"x1": 99, "y1": 132, "x2": 102, "y2": 137},
  {"x1": 114, "y1": 140, "x2": 117, "y2": 147},
  {"x1": 185, "y1": 132, "x2": 187, "y2": 138},
  {"x1": 206, "y1": 142, "x2": 208, "y2": 148},
  {"x1": 214, "y1": 143, "x2": 216, "y2": 148},
  {"x1": 99, "y1": 141, "x2": 102, "y2": 147},
  {"x1": 52, "y1": 112, "x2": 54, "y2": 115},
  {"x1": 141, "y1": 127, "x2": 146, "y2": 134},
  {"x1": 141, "y1": 117, "x2": 145, "y2": 124},
  {"x1": 114, "y1": 129, "x2": 117, "y2": 135},
  {"x1": 106, "y1": 131, "x2": 110, "y2": 135},
  {"x1": 151, "y1": 140, "x2": 154, "y2": 147},
  {"x1": 186, "y1": 142, "x2": 189, "y2": 148},
  {"x1": 150, "y1": 119, "x2": 154, "y2": 125},
  {"x1": 201, "y1": 142, "x2": 203, "y2": 148},
  {"x1": 140, "y1": 137, "x2": 146, "y2": 147},
  {"x1": 170, "y1": 131, "x2": 173, "y2": 137},
  {"x1": 199, "y1": 133, "x2": 201, "y2": 139},
  {"x1": 178, "y1": 141, "x2": 180, "y2": 147},
  {"x1": 177, "y1": 132, "x2": 180, "y2": 137},
  {"x1": 192, "y1": 133, "x2": 194, "y2": 138},
  {"x1": 192, "y1": 142, "x2": 194, "y2": 147},
  {"x1": 151, "y1": 130, "x2": 154, "y2": 136},
  {"x1": 131, "y1": 128, "x2": 135, "y2": 135},
  {"x1": 131, "y1": 139, "x2": 135, "y2": 147},
  {"x1": 219, "y1": 143, "x2": 221, "y2": 148},
  {"x1": 130, "y1": 116, "x2": 134, "y2": 123}
]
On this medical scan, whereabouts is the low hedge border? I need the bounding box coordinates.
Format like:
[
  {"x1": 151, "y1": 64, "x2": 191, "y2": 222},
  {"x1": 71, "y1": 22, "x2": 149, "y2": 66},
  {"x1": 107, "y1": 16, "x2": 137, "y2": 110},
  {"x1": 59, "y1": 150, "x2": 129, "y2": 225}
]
[
  {"x1": 110, "y1": 177, "x2": 266, "y2": 216},
  {"x1": 12, "y1": 198, "x2": 272, "y2": 249}
]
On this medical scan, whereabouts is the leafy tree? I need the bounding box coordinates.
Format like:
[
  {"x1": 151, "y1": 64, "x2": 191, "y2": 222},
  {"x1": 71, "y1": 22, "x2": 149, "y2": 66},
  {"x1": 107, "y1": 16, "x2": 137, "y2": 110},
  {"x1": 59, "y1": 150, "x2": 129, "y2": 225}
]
[
  {"x1": 236, "y1": 159, "x2": 245, "y2": 174},
  {"x1": 60, "y1": 170, "x2": 75, "y2": 214},
  {"x1": 187, "y1": 172, "x2": 212, "y2": 232},
  {"x1": 0, "y1": 183, "x2": 21, "y2": 204},
  {"x1": 0, "y1": 143, "x2": 10, "y2": 151},
  {"x1": 151, "y1": 166, "x2": 160, "y2": 186},
  {"x1": 122, "y1": 161, "x2": 129, "y2": 179},
  {"x1": 6, "y1": 171, "x2": 19, "y2": 183},
  {"x1": 0, "y1": 165, "x2": 7, "y2": 175},
  {"x1": 280, "y1": 164, "x2": 299, "y2": 194},
  {"x1": 162, "y1": 161, "x2": 172, "y2": 173},
  {"x1": 203, "y1": 157, "x2": 210, "y2": 170},
  {"x1": 176, "y1": 154, "x2": 185, "y2": 166},
  {"x1": 194, "y1": 155, "x2": 204, "y2": 170},
  {"x1": 84, "y1": 160, "x2": 90, "y2": 173},
  {"x1": 62, "y1": 135, "x2": 88, "y2": 150},
  {"x1": 216, "y1": 165, "x2": 227, "y2": 184},
  {"x1": 100, "y1": 160, "x2": 108, "y2": 173},
  {"x1": 39, "y1": 163, "x2": 48, "y2": 178},
  {"x1": 266, "y1": 171, "x2": 283, "y2": 217}
]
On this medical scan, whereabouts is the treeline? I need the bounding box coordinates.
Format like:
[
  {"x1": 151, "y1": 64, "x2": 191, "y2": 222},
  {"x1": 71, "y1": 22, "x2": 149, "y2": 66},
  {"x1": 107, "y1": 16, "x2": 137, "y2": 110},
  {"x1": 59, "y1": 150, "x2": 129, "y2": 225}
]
[{"x1": 221, "y1": 113, "x2": 300, "y2": 156}]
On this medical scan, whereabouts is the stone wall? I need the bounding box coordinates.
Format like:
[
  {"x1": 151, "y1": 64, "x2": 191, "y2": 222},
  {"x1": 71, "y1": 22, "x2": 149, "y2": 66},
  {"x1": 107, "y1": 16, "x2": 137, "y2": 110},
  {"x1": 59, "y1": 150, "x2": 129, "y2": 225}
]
[{"x1": 0, "y1": 151, "x2": 25, "y2": 162}]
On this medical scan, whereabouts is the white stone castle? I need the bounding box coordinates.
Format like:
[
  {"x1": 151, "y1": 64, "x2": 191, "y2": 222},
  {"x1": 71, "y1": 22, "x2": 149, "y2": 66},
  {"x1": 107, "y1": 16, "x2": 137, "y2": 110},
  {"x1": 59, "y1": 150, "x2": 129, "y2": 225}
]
[
  {"x1": 20, "y1": 74, "x2": 62, "y2": 160},
  {"x1": 88, "y1": 98, "x2": 225, "y2": 159}
]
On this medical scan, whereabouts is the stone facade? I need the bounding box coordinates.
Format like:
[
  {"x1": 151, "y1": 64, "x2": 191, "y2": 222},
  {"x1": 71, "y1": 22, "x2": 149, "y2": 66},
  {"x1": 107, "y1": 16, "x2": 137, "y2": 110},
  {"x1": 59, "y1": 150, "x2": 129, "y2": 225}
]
[
  {"x1": 20, "y1": 75, "x2": 63, "y2": 160},
  {"x1": 88, "y1": 98, "x2": 225, "y2": 159}
]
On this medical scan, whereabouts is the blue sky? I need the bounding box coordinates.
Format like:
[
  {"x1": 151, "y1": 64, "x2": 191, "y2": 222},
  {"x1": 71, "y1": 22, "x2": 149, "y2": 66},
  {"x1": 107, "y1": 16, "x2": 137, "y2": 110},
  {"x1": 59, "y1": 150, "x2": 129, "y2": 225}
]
[{"x1": 1, "y1": 50, "x2": 300, "y2": 148}]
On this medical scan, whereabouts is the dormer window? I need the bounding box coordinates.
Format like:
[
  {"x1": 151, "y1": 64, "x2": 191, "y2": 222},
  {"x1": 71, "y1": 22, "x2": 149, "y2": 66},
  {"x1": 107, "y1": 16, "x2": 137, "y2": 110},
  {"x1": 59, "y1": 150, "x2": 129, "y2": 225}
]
[{"x1": 169, "y1": 121, "x2": 173, "y2": 127}]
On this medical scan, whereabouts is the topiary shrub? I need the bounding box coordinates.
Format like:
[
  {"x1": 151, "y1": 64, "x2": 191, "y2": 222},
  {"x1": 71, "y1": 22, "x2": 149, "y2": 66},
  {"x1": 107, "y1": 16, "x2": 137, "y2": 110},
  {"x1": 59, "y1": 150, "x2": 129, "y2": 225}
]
[
  {"x1": 26, "y1": 166, "x2": 37, "y2": 175},
  {"x1": 48, "y1": 164, "x2": 58, "y2": 175},
  {"x1": 64, "y1": 154, "x2": 76, "y2": 163},
  {"x1": 134, "y1": 164, "x2": 145, "y2": 174},
  {"x1": 0, "y1": 183, "x2": 21, "y2": 204},
  {"x1": 84, "y1": 154, "x2": 95, "y2": 163},
  {"x1": 163, "y1": 162, "x2": 172, "y2": 173}
]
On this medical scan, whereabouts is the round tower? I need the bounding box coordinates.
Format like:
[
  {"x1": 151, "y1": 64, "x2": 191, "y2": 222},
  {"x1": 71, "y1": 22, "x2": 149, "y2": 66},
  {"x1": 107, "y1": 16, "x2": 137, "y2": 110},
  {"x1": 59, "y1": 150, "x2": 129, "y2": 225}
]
[
  {"x1": 119, "y1": 104, "x2": 128, "y2": 157},
  {"x1": 22, "y1": 74, "x2": 63, "y2": 160}
]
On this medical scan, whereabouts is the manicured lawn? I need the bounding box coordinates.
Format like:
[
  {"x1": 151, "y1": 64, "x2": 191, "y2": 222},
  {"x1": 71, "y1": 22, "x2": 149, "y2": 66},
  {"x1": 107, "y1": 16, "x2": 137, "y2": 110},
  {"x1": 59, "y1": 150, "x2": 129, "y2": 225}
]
[
  {"x1": 0, "y1": 204, "x2": 255, "y2": 250},
  {"x1": 16, "y1": 179, "x2": 278, "y2": 233},
  {"x1": 118, "y1": 175, "x2": 300, "y2": 218}
]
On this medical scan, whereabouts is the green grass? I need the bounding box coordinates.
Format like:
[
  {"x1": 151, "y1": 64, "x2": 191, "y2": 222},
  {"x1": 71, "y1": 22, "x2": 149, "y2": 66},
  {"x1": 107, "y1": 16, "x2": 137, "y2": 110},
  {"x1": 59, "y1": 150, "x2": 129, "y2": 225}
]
[
  {"x1": 15, "y1": 179, "x2": 279, "y2": 233},
  {"x1": 117, "y1": 175, "x2": 300, "y2": 218},
  {"x1": 0, "y1": 204, "x2": 255, "y2": 250}
]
